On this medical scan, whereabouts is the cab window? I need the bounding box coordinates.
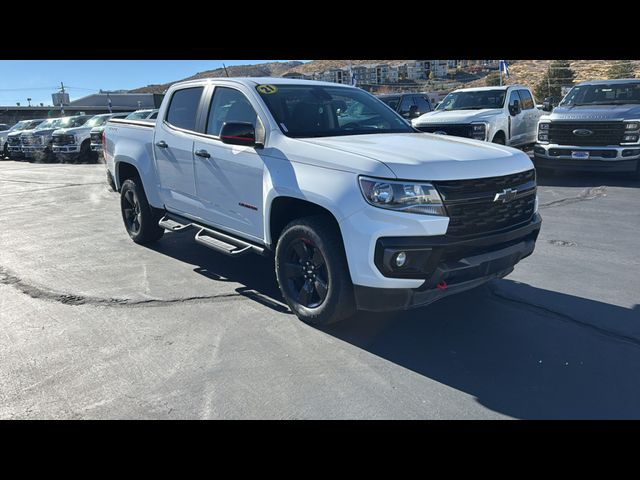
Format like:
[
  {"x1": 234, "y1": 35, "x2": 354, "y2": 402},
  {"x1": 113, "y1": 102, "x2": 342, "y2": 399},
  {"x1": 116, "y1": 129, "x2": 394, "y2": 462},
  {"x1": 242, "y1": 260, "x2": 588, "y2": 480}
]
[
  {"x1": 206, "y1": 87, "x2": 257, "y2": 137},
  {"x1": 165, "y1": 87, "x2": 204, "y2": 131}
]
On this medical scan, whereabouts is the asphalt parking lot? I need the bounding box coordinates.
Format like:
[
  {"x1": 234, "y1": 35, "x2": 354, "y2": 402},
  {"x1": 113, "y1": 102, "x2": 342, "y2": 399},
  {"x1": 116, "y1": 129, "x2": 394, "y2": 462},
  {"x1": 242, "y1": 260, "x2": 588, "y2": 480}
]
[{"x1": 1, "y1": 160, "x2": 639, "y2": 419}]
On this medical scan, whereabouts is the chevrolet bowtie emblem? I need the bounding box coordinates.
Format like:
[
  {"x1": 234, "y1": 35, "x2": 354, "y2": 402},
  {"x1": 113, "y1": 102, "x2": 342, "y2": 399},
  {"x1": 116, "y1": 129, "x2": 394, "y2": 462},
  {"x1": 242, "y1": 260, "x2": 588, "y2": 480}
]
[{"x1": 494, "y1": 188, "x2": 518, "y2": 203}]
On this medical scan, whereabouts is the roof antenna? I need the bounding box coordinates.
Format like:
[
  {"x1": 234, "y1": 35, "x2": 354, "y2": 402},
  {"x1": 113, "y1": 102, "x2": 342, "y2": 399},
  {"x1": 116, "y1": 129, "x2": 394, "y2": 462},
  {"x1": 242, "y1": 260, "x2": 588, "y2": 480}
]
[{"x1": 223, "y1": 63, "x2": 230, "y2": 77}]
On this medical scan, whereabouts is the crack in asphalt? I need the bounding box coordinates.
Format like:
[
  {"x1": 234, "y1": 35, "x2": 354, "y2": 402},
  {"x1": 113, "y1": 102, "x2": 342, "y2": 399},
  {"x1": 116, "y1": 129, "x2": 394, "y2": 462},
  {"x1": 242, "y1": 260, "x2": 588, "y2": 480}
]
[
  {"x1": 487, "y1": 283, "x2": 640, "y2": 348},
  {"x1": 0, "y1": 183, "x2": 107, "y2": 197},
  {"x1": 539, "y1": 186, "x2": 607, "y2": 209},
  {"x1": 0, "y1": 177, "x2": 103, "y2": 186},
  {"x1": 0, "y1": 265, "x2": 243, "y2": 308}
]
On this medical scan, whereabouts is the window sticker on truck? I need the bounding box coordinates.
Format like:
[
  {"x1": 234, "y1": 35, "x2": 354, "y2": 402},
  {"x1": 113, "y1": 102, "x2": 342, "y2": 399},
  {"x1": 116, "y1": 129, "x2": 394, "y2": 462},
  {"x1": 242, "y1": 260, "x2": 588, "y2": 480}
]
[{"x1": 256, "y1": 84, "x2": 278, "y2": 94}]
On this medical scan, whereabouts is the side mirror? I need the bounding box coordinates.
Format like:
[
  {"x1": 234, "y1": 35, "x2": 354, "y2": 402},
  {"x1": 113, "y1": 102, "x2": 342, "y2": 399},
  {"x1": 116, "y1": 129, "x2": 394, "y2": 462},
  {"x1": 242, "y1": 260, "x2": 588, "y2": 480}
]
[
  {"x1": 509, "y1": 99, "x2": 521, "y2": 116},
  {"x1": 543, "y1": 97, "x2": 554, "y2": 112},
  {"x1": 220, "y1": 122, "x2": 258, "y2": 147}
]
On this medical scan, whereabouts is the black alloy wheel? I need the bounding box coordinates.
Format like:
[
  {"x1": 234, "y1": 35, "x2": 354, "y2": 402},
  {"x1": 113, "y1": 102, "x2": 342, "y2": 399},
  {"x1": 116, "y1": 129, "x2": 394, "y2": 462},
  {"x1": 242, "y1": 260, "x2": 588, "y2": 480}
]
[
  {"x1": 281, "y1": 237, "x2": 329, "y2": 309},
  {"x1": 122, "y1": 188, "x2": 142, "y2": 235}
]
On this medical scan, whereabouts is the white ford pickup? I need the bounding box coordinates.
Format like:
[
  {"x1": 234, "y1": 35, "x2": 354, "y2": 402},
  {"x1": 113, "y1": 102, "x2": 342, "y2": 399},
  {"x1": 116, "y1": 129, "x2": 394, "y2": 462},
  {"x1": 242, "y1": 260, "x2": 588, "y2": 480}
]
[
  {"x1": 412, "y1": 85, "x2": 543, "y2": 148},
  {"x1": 104, "y1": 77, "x2": 541, "y2": 325}
]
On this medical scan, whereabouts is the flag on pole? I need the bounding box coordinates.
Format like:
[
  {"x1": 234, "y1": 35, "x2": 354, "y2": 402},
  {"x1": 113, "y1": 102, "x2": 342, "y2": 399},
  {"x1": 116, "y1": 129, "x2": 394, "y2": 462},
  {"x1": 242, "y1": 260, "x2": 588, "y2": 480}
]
[
  {"x1": 499, "y1": 60, "x2": 510, "y2": 79},
  {"x1": 348, "y1": 64, "x2": 357, "y2": 86},
  {"x1": 107, "y1": 93, "x2": 112, "y2": 113}
]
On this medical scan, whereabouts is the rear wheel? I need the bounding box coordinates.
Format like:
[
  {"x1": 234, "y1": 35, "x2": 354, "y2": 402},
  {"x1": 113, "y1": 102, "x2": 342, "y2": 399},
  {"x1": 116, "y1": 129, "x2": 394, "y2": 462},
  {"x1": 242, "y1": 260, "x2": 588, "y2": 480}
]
[
  {"x1": 120, "y1": 178, "x2": 164, "y2": 244},
  {"x1": 275, "y1": 215, "x2": 355, "y2": 326}
]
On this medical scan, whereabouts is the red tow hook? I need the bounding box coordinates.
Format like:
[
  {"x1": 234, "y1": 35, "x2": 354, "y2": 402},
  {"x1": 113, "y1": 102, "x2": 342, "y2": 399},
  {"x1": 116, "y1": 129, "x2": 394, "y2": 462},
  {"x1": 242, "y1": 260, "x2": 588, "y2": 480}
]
[{"x1": 436, "y1": 281, "x2": 448, "y2": 291}]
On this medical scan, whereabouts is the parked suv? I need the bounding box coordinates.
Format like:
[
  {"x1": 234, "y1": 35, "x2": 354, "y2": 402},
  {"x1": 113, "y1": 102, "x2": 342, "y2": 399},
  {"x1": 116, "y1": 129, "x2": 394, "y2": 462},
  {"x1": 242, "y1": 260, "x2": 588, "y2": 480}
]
[
  {"x1": 7, "y1": 119, "x2": 46, "y2": 159},
  {"x1": 377, "y1": 93, "x2": 432, "y2": 120},
  {"x1": 105, "y1": 78, "x2": 541, "y2": 326},
  {"x1": 534, "y1": 79, "x2": 640, "y2": 177},
  {"x1": 412, "y1": 85, "x2": 543, "y2": 147}
]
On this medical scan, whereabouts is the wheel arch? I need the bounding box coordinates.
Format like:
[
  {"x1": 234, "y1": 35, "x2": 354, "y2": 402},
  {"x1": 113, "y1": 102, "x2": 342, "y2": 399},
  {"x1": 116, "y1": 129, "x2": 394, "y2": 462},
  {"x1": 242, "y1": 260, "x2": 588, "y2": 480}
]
[{"x1": 268, "y1": 196, "x2": 343, "y2": 249}]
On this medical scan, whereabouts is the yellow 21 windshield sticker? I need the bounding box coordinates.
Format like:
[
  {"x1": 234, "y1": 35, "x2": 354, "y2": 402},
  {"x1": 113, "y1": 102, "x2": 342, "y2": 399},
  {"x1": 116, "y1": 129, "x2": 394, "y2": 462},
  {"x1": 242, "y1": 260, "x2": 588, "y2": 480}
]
[{"x1": 257, "y1": 84, "x2": 278, "y2": 94}]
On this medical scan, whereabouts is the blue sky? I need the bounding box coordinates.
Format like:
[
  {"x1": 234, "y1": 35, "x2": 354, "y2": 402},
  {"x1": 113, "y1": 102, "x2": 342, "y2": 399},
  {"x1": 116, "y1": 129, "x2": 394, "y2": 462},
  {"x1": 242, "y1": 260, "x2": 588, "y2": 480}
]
[{"x1": 0, "y1": 60, "x2": 307, "y2": 106}]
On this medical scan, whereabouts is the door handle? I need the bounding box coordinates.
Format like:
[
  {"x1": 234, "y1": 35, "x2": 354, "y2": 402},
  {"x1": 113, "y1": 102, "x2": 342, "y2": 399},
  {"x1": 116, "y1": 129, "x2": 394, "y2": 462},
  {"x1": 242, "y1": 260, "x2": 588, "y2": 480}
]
[
  {"x1": 155, "y1": 140, "x2": 168, "y2": 148},
  {"x1": 195, "y1": 149, "x2": 211, "y2": 159}
]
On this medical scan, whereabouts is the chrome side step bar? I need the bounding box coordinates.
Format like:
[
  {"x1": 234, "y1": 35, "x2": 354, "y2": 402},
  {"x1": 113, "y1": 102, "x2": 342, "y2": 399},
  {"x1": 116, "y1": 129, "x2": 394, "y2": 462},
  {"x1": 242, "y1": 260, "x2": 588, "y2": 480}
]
[{"x1": 158, "y1": 214, "x2": 265, "y2": 257}]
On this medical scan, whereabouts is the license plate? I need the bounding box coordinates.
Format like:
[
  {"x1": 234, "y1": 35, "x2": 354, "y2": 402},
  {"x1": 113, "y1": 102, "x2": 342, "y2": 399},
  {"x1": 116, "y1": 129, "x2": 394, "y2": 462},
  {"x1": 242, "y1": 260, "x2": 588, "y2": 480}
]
[{"x1": 572, "y1": 151, "x2": 590, "y2": 159}]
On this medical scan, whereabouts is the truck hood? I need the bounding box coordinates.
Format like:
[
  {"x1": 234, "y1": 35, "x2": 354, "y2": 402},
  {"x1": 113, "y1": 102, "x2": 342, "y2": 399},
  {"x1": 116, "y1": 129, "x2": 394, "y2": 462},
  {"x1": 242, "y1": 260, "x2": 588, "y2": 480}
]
[
  {"x1": 296, "y1": 133, "x2": 533, "y2": 181},
  {"x1": 14, "y1": 129, "x2": 38, "y2": 137},
  {"x1": 550, "y1": 104, "x2": 640, "y2": 121},
  {"x1": 54, "y1": 126, "x2": 90, "y2": 135},
  {"x1": 413, "y1": 108, "x2": 503, "y2": 125}
]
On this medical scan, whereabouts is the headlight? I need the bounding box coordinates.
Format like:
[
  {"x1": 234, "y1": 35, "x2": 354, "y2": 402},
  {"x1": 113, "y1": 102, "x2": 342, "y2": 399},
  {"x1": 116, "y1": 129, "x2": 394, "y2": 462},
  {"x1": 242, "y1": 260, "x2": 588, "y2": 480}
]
[
  {"x1": 538, "y1": 122, "x2": 550, "y2": 143},
  {"x1": 624, "y1": 121, "x2": 639, "y2": 131},
  {"x1": 534, "y1": 194, "x2": 539, "y2": 214},
  {"x1": 623, "y1": 133, "x2": 639, "y2": 143},
  {"x1": 359, "y1": 177, "x2": 446, "y2": 216},
  {"x1": 471, "y1": 122, "x2": 487, "y2": 141}
]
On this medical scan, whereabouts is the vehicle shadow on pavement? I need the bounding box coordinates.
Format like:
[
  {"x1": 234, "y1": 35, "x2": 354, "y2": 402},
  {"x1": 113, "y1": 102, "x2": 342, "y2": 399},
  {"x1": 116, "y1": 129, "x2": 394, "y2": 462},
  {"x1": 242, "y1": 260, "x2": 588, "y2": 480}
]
[
  {"x1": 146, "y1": 229, "x2": 640, "y2": 419},
  {"x1": 536, "y1": 170, "x2": 640, "y2": 188},
  {"x1": 323, "y1": 280, "x2": 640, "y2": 419},
  {"x1": 147, "y1": 230, "x2": 290, "y2": 313}
]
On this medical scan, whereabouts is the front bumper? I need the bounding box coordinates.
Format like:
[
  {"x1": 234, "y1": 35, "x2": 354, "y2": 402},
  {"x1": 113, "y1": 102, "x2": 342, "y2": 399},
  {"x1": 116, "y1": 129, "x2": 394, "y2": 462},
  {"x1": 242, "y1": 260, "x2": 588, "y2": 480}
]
[
  {"x1": 8, "y1": 145, "x2": 24, "y2": 156},
  {"x1": 52, "y1": 145, "x2": 81, "y2": 154},
  {"x1": 533, "y1": 143, "x2": 640, "y2": 172},
  {"x1": 353, "y1": 214, "x2": 541, "y2": 311}
]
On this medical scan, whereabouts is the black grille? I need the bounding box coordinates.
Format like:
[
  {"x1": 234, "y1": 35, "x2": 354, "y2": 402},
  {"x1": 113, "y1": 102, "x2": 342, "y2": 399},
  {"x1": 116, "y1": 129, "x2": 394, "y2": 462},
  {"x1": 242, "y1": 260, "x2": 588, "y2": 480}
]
[
  {"x1": 548, "y1": 121, "x2": 625, "y2": 146},
  {"x1": 8, "y1": 136, "x2": 21, "y2": 145},
  {"x1": 433, "y1": 170, "x2": 536, "y2": 237},
  {"x1": 90, "y1": 132, "x2": 102, "y2": 144},
  {"x1": 53, "y1": 134, "x2": 75, "y2": 146},
  {"x1": 416, "y1": 124, "x2": 472, "y2": 138},
  {"x1": 21, "y1": 136, "x2": 39, "y2": 146}
]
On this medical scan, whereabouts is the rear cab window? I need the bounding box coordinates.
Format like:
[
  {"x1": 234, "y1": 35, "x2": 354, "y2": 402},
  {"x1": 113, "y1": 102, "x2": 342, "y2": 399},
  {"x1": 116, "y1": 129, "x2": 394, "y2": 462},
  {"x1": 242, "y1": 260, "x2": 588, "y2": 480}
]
[{"x1": 165, "y1": 87, "x2": 205, "y2": 131}]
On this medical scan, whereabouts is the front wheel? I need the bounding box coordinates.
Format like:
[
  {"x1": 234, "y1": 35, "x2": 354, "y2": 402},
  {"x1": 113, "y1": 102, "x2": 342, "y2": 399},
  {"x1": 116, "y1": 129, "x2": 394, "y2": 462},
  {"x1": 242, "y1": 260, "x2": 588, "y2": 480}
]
[
  {"x1": 275, "y1": 215, "x2": 355, "y2": 326},
  {"x1": 120, "y1": 178, "x2": 164, "y2": 244}
]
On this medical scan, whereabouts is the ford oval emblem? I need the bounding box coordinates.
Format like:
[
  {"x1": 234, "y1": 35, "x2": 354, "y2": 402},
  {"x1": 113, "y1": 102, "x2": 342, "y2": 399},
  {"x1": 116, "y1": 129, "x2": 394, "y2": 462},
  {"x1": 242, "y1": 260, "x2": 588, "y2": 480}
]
[
  {"x1": 573, "y1": 129, "x2": 593, "y2": 136},
  {"x1": 433, "y1": 130, "x2": 448, "y2": 135}
]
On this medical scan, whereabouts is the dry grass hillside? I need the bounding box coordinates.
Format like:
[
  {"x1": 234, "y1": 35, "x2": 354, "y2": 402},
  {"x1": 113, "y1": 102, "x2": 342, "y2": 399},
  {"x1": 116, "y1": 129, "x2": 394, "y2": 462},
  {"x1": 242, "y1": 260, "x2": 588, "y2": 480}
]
[
  {"x1": 470, "y1": 60, "x2": 640, "y2": 90},
  {"x1": 130, "y1": 60, "x2": 640, "y2": 94},
  {"x1": 131, "y1": 61, "x2": 303, "y2": 93}
]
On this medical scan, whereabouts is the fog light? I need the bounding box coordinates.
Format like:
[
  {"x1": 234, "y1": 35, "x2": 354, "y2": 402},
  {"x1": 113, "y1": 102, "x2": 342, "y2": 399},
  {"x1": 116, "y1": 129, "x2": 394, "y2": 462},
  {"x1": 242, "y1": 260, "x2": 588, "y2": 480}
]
[{"x1": 395, "y1": 252, "x2": 407, "y2": 268}]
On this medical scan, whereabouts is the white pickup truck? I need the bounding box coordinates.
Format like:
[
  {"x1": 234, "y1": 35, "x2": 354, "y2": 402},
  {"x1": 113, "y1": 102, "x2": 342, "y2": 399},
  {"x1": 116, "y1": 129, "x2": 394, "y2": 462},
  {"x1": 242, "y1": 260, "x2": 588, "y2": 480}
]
[
  {"x1": 412, "y1": 85, "x2": 543, "y2": 148},
  {"x1": 104, "y1": 77, "x2": 541, "y2": 325}
]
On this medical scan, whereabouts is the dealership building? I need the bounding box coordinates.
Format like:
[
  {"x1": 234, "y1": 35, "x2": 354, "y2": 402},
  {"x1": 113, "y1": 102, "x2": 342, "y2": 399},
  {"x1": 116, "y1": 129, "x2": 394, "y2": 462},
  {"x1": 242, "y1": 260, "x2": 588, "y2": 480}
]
[{"x1": 0, "y1": 92, "x2": 164, "y2": 125}]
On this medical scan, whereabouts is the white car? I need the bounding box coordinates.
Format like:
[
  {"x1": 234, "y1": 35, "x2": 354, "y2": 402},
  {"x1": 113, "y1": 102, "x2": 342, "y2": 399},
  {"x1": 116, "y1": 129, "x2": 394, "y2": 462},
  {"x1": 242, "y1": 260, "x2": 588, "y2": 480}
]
[
  {"x1": 105, "y1": 77, "x2": 541, "y2": 325},
  {"x1": 412, "y1": 85, "x2": 543, "y2": 147}
]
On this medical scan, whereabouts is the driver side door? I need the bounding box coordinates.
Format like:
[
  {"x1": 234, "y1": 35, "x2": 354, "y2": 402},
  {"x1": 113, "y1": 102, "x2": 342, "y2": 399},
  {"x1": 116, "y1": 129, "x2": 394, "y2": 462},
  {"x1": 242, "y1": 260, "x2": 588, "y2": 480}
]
[
  {"x1": 507, "y1": 90, "x2": 527, "y2": 146},
  {"x1": 192, "y1": 86, "x2": 265, "y2": 242}
]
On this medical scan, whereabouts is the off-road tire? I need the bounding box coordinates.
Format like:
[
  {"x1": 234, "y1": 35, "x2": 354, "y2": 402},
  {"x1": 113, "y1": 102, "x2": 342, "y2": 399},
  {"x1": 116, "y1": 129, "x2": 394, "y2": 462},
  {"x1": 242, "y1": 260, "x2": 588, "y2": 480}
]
[{"x1": 275, "y1": 215, "x2": 356, "y2": 326}]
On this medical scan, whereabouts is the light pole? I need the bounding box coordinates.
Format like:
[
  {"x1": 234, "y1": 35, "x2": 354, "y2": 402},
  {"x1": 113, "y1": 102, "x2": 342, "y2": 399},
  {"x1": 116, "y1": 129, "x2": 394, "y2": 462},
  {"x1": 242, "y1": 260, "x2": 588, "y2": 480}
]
[{"x1": 27, "y1": 98, "x2": 32, "y2": 107}]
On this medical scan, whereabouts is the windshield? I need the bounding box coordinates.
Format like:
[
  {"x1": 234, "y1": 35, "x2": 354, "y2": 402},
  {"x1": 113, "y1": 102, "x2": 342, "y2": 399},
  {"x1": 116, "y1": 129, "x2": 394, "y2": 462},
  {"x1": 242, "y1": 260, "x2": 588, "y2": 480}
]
[
  {"x1": 35, "y1": 119, "x2": 61, "y2": 130},
  {"x1": 436, "y1": 90, "x2": 506, "y2": 111},
  {"x1": 126, "y1": 110, "x2": 152, "y2": 120},
  {"x1": 560, "y1": 83, "x2": 640, "y2": 106},
  {"x1": 256, "y1": 84, "x2": 413, "y2": 138},
  {"x1": 84, "y1": 115, "x2": 110, "y2": 128},
  {"x1": 10, "y1": 120, "x2": 31, "y2": 131}
]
